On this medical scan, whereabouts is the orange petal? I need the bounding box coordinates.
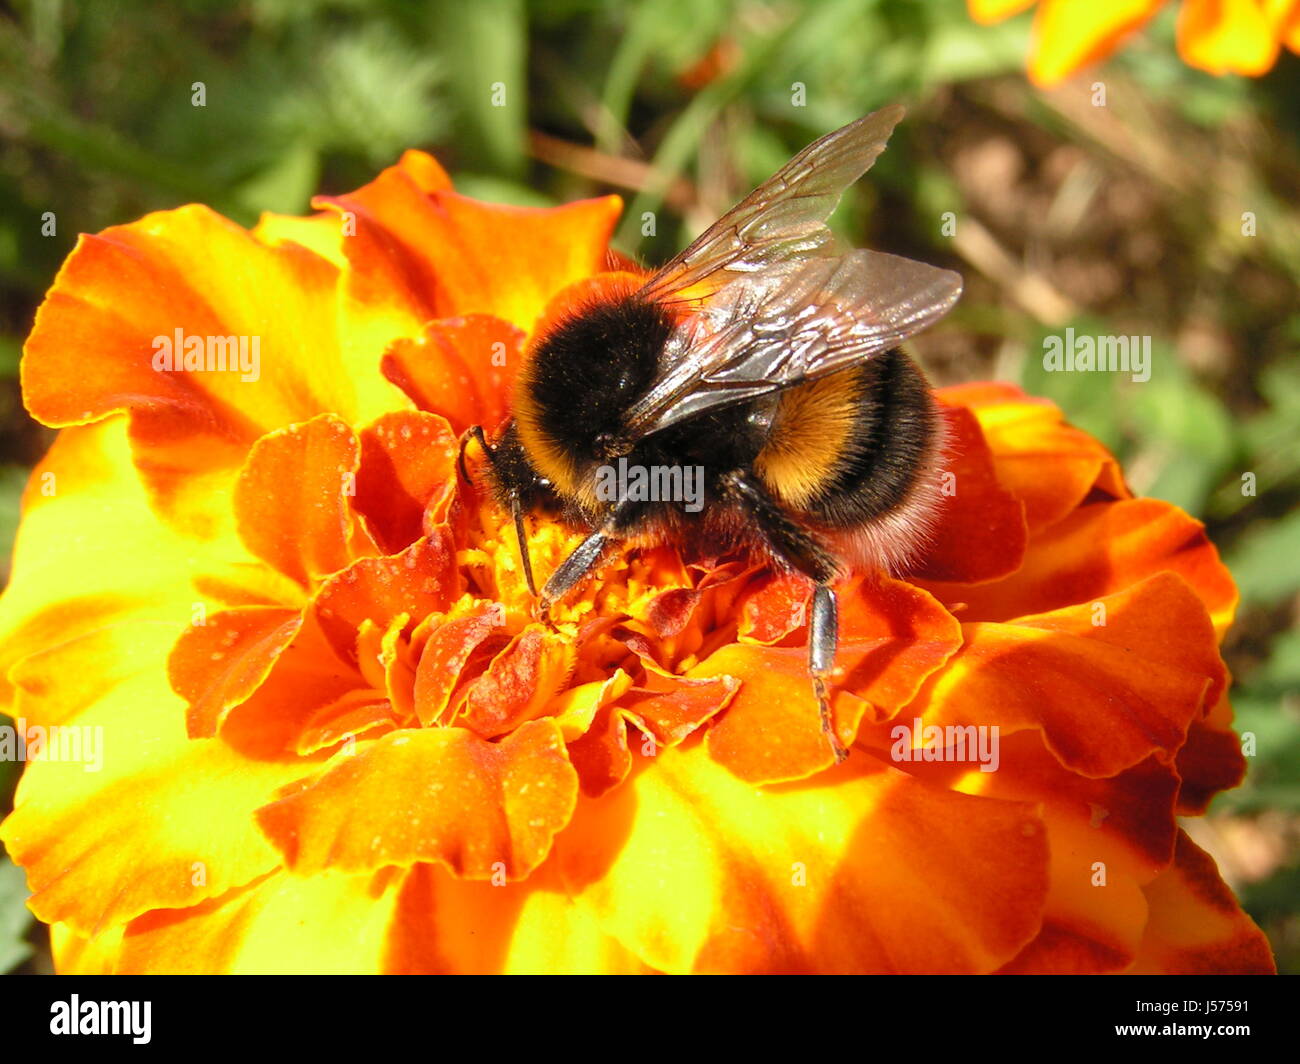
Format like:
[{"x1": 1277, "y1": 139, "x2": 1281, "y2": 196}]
[
  {"x1": 2, "y1": 736, "x2": 304, "y2": 936},
  {"x1": 295, "y1": 690, "x2": 396, "y2": 756},
  {"x1": 1178, "y1": 0, "x2": 1281, "y2": 75},
  {"x1": 548, "y1": 669, "x2": 636, "y2": 741},
  {"x1": 624, "y1": 667, "x2": 741, "y2": 746},
  {"x1": 938, "y1": 382, "x2": 1128, "y2": 532},
  {"x1": 354, "y1": 410, "x2": 459, "y2": 554},
  {"x1": 565, "y1": 703, "x2": 637, "y2": 799},
  {"x1": 8, "y1": 622, "x2": 181, "y2": 729},
  {"x1": 873, "y1": 728, "x2": 1178, "y2": 973},
  {"x1": 835, "y1": 574, "x2": 966, "y2": 712},
  {"x1": 0, "y1": 417, "x2": 299, "y2": 702},
  {"x1": 255, "y1": 721, "x2": 578, "y2": 879},
  {"x1": 319, "y1": 172, "x2": 621, "y2": 337},
  {"x1": 567, "y1": 670, "x2": 739, "y2": 797},
  {"x1": 994, "y1": 749, "x2": 1169, "y2": 973},
  {"x1": 1175, "y1": 691, "x2": 1247, "y2": 814},
  {"x1": 381, "y1": 315, "x2": 525, "y2": 435},
  {"x1": 922, "y1": 497, "x2": 1238, "y2": 637},
  {"x1": 737, "y1": 570, "x2": 808, "y2": 645},
  {"x1": 458, "y1": 625, "x2": 577, "y2": 739},
  {"x1": 911, "y1": 404, "x2": 1027, "y2": 583},
  {"x1": 217, "y1": 608, "x2": 369, "y2": 758},
  {"x1": 553, "y1": 741, "x2": 1048, "y2": 973},
  {"x1": 168, "y1": 606, "x2": 303, "y2": 737},
  {"x1": 233, "y1": 415, "x2": 359, "y2": 587},
  {"x1": 1028, "y1": 0, "x2": 1163, "y2": 85},
  {"x1": 1126, "y1": 831, "x2": 1275, "y2": 973},
  {"x1": 635, "y1": 586, "x2": 705, "y2": 640},
  {"x1": 696, "y1": 645, "x2": 863, "y2": 783},
  {"x1": 22, "y1": 206, "x2": 403, "y2": 524},
  {"x1": 251, "y1": 151, "x2": 450, "y2": 280},
  {"x1": 1280, "y1": 0, "x2": 1300, "y2": 50},
  {"x1": 313, "y1": 530, "x2": 460, "y2": 665},
  {"x1": 412, "y1": 602, "x2": 511, "y2": 726},
  {"x1": 911, "y1": 573, "x2": 1223, "y2": 778},
  {"x1": 1000, "y1": 922, "x2": 1139, "y2": 973},
  {"x1": 51, "y1": 923, "x2": 124, "y2": 975},
  {"x1": 304, "y1": 152, "x2": 457, "y2": 340},
  {"x1": 705, "y1": 575, "x2": 961, "y2": 783}
]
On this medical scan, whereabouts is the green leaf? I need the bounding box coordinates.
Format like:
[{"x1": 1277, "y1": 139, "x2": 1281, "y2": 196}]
[
  {"x1": 1128, "y1": 369, "x2": 1234, "y2": 514},
  {"x1": 0, "y1": 847, "x2": 33, "y2": 973},
  {"x1": 1224, "y1": 510, "x2": 1300, "y2": 607},
  {"x1": 236, "y1": 142, "x2": 319, "y2": 216},
  {"x1": 0, "y1": 465, "x2": 29, "y2": 584},
  {"x1": 1257, "y1": 629, "x2": 1300, "y2": 691},
  {"x1": 451, "y1": 173, "x2": 555, "y2": 208},
  {"x1": 1018, "y1": 317, "x2": 1126, "y2": 453},
  {"x1": 919, "y1": 11, "x2": 1030, "y2": 84},
  {"x1": 0, "y1": 334, "x2": 20, "y2": 379},
  {"x1": 430, "y1": 0, "x2": 527, "y2": 175}
]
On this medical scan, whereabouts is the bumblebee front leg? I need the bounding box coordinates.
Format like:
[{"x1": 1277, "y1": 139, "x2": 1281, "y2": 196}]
[
  {"x1": 535, "y1": 495, "x2": 639, "y2": 623},
  {"x1": 537, "y1": 529, "x2": 609, "y2": 623},
  {"x1": 460, "y1": 424, "x2": 540, "y2": 598},
  {"x1": 722, "y1": 470, "x2": 848, "y2": 763}
]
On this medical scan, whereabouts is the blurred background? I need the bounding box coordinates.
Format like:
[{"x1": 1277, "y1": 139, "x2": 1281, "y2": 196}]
[{"x1": 0, "y1": 0, "x2": 1296, "y2": 973}]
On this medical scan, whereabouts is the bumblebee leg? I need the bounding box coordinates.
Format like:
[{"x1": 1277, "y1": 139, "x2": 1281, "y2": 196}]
[
  {"x1": 537, "y1": 530, "x2": 609, "y2": 624},
  {"x1": 723, "y1": 470, "x2": 848, "y2": 762},
  {"x1": 457, "y1": 424, "x2": 493, "y2": 484},
  {"x1": 512, "y1": 499, "x2": 539, "y2": 598},
  {"x1": 536, "y1": 492, "x2": 642, "y2": 623},
  {"x1": 459, "y1": 425, "x2": 540, "y2": 600},
  {"x1": 809, "y1": 584, "x2": 847, "y2": 763}
]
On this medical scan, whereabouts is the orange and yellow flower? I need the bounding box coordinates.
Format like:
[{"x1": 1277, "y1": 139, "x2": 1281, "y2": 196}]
[
  {"x1": 969, "y1": 0, "x2": 1300, "y2": 85},
  {"x1": 0, "y1": 150, "x2": 1274, "y2": 973}
]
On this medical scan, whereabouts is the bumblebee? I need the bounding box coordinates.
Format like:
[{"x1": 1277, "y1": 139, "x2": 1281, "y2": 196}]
[{"x1": 462, "y1": 104, "x2": 961, "y2": 761}]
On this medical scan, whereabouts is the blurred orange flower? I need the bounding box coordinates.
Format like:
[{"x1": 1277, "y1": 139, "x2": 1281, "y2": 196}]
[
  {"x1": 969, "y1": 0, "x2": 1300, "y2": 84},
  {"x1": 0, "y1": 150, "x2": 1274, "y2": 973}
]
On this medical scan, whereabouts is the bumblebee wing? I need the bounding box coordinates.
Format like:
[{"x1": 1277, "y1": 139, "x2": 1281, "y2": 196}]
[
  {"x1": 638, "y1": 104, "x2": 906, "y2": 306},
  {"x1": 622, "y1": 249, "x2": 962, "y2": 439}
]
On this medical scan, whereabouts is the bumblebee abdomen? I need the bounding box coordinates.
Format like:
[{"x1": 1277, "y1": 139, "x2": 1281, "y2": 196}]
[
  {"x1": 753, "y1": 368, "x2": 865, "y2": 509},
  {"x1": 758, "y1": 348, "x2": 941, "y2": 529}
]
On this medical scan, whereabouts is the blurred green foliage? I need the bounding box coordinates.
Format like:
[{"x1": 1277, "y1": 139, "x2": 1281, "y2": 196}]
[{"x1": 0, "y1": 0, "x2": 1296, "y2": 973}]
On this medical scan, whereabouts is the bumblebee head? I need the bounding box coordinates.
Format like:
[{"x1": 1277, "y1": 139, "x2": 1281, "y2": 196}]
[{"x1": 513, "y1": 293, "x2": 673, "y2": 500}]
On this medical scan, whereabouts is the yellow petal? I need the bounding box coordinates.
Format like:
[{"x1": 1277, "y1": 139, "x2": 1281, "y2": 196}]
[
  {"x1": 1029, "y1": 0, "x2": 1164, "y2": 85},
  {"x1": 1178, "y1": 0, "x2": 1281, "y2": 75},
  {"x1": 552, "y1": 740, "x2": 1048, "y2": 973}
]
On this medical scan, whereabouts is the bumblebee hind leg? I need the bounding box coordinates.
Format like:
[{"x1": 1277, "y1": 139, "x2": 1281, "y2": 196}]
[{"x1": 722, "y1": 470, "x2": 848, "y2": 763}]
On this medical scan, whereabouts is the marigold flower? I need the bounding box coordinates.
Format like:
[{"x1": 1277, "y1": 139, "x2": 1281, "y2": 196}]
[
  {"x1": 0, "y1": 150, "x2": 1274, "y2": 974},
  {"x1": 968, "y1": 0, "x2": 1300, "y2": 85}
]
